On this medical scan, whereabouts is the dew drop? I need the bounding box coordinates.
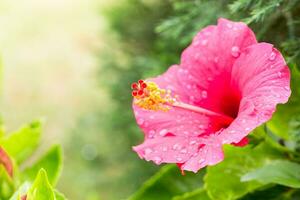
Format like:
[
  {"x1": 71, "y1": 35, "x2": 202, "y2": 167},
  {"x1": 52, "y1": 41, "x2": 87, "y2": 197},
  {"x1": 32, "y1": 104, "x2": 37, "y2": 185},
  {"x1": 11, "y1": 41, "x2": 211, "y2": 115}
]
[
  {"x1": 214, "y1": 57, "x2": 219, "y2": 63},
  {"x1": 148, "y1": 130, "x2": 155, "y2": 138},
  {"x1": 193, "y1": 40, "x2": 200, "y2": 46},
  {"x1": 201, "y1": 39, "x2": 208, "y2": 46},
  {"x1": 284, "y1": 86, "x2": 290, "y2": 91},
  {"x1": 144, "y1": 148, "x2": 153, "y2": 155},
  {"x1": 269, "y1": 51, "x2": 276, "y2": 61},
  {"x1": 176, "y1": 157, "x2": 183, "y2": 161},
  {"x1": 278, "y1": 71, "x2": 282, "y2": 78},
  {"x1": 173, "y1": 143, "x2": 180, "y2": 150},
  {"x1": 137, "y1": 118, "x2": 144, "y2": 125},
  {"x1": 245, "y1": 127, "x2": 251, "y2": 131},
  {"x1": 227, "y1": 23, "x2": 233, "y2": 28},
  {"x1": 180, "y1": 149, "x2": 187, "y2": 154},
  {"x1": 198, "y1": 124, "x2": 204, "y2": 129},
  {"x1": 189, "y1": 140, "x2": 197, "y2": 145},
  {"x1": 201, "y1": 91, "x2": 208, "y2": 98},
  {"x1": 153, "y1": 156, "x2": 162, "y2": 164},
  {"x1": 159, "y1": 129, "x2": 168, "y2": 136},
  {"x1": 231, "y1": 46, "x2": 240, "y2": 58},
  {"x1": 198, "y1": 158, "x2": 204, "y2": 163}
]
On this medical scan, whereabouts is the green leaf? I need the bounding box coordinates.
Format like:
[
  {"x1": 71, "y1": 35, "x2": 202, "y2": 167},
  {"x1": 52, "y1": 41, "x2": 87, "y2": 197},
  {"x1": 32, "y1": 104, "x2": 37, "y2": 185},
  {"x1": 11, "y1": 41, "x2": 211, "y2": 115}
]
[
  {"x1": 0, "y1": 121, "x2": 42, "y2": 163},
  {"x1": 22, "y1": 145, "x2": 63, "y2": 186},
  {"x1": 172, "y1": 189, "x2": 211, "y2": 200},
  {"x1": 204, "y1": 143, "x2": 284, "y2": 200},
  {"x1": 128, "y1": 164, "x2": 205, "y2": 200},
  {"x1": 27, "y1": 169, "x2": 56, "y2": 200},
  {"x1": 241, "y1": 160, "x2": 300, "y2": 188},
  {"x1": 9, "y1": 182, "x2": 31, "y2": 200},
  {"x1": 0, "y1": 165, "x2": 14, "y2": 199},
  {"x1": 54, "y1": 190, "x2": 67, "y2": 200}
]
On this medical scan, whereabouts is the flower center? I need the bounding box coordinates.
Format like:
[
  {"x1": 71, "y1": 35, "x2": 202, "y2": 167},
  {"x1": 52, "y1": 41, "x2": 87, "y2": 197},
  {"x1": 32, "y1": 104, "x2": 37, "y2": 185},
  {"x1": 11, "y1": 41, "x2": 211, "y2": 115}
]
[{"x1": 132, "y1": 80, "x2": 234, "y2": 124}]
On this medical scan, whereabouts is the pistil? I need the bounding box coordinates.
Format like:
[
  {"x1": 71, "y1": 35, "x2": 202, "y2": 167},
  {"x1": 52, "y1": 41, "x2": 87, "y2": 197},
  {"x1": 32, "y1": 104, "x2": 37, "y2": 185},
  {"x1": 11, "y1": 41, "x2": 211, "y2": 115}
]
[{"x1": 132, "y1": 80, "x2": 234, "y2": 124}]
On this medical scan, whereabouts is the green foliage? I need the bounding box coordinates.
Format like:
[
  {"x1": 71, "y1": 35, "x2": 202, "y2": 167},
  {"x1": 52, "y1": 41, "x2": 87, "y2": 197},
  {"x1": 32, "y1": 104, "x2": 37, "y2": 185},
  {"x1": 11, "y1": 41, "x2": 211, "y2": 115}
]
[
  {"x1": 0, "y1": 121, "x2": 66, "y2": 200},
  {"x1": 241, "y1": 160, "x2": 300, "y2": 188},
  {"x1": 27, "y1": 169, "x2": 56, "y2": 200},
  {"x1": 172, "y1": 189, "x2": 210, "y2": 200},
  {"x1": 0, "y1": 121, "x2": 41, "y2": 164},
  {"x1": 22, "y1": 145, "x2": 62, "y2": 186},
  {"x1": 204, "y1": 143, "x2": 283, "y2": 200},
  {"x1": 129, "y1": 165, "x2": 205, "y2": 200}
]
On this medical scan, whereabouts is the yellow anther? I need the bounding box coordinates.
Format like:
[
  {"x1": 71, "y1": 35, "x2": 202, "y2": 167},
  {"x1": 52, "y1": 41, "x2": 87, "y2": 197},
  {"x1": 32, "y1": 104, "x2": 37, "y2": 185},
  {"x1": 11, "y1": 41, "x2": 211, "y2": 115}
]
[{"x1": 133, "y1": 81, "x2": 176, "y2": 111}]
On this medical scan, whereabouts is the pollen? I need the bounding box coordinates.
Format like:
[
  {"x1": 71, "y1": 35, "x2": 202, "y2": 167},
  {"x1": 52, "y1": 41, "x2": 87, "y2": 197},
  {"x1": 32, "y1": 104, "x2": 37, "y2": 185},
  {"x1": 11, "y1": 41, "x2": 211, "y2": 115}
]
[{"x1": 131, "y1": 80, "x2": 176, "y2": 111}]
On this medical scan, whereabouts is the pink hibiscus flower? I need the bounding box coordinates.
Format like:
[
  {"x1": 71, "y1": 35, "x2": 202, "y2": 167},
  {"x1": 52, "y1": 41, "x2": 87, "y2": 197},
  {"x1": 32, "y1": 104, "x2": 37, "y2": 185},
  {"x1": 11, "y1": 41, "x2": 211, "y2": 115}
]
[{"x1": 131, "y1": 18, "x2": 291, "y2": 173}]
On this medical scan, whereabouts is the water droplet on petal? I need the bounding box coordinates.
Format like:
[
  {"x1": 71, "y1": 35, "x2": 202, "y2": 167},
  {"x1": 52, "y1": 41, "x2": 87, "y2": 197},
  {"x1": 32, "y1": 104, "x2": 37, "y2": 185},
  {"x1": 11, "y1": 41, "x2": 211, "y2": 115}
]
[
  {"x1": 245, "y1": 127, "x2": 251, "y2": 131},
  {"x1": 201, "y1": 91, "x2": 207, "y2": 98},
  {"x1": 278, "y1": 71, "x2": 282, "y2": 78},
  {"x1": 180, "y1": 149, "x2": 187, "y2": 154},
  {"x1": 137, "y1": 118, "x2": 144, "y2": 125},
  {"x1": 201, "y1": 39, "x2": 208, "y2": 46},
  {"x1": 214, "y1": 57, "x2": 219, "y2": 63},
  {"x1": 148, "y1": 130, "x2": 155, "y2": 138},
  {"x1": 284, "y1": 86, "x2": 290, "y2": 91},
  {"x1": 198, "y1": 158, "x2": 204, "y2": 163},
  {"x1": 227, "y1": 23, "x2": 233, "y2": 28},
  {"x1": 159, "y1": 129, "x2": 168, "y2": 136},
  {"x1": 176, "y1": 157, "x2": 182, "y2": 161},
  {"x1": 269, "y1": 51, "x2": 276, "y2": 61},
  {"x1": 153, "y1": 156, "x2": 162, "y2": 164},
  {"x1": 193, "y1": 40, "x2": 200, "y2": 46},
  {"x1": 189, "y1": 140, "x2": 197, "y2": 145},
  {"x1": 231, "y1": 46, "x2": 240, "y2": 58},
  {"x1": 144, "y1": 148, "x2": 153, "y2": 155},
  {"x1": 173, "y1": 143, "x2": 180, "y2": 150}
]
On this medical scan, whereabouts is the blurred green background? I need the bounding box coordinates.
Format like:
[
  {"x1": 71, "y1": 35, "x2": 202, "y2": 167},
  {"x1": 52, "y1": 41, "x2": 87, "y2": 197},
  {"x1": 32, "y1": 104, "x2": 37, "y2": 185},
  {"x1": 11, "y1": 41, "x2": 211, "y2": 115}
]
[{"x1": 0, "y1": 0, "x2": 300, "y2": 199}]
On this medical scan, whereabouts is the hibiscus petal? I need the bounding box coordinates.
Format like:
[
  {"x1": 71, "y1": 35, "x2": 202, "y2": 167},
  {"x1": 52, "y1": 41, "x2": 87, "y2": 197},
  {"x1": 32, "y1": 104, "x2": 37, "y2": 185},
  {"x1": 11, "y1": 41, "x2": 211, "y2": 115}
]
[
  {"x1": 181, "y1": 143, "x2": 224, "y2": 173},
  {"x1": 133, "y1": 136, "x2": 203, "y2": 164},
  {"x1": 220, "y1": 43, "x2": 291, "y2": 144},
  {"x1": 179, "y1": 18, "x2": 257, "y2": 117}
]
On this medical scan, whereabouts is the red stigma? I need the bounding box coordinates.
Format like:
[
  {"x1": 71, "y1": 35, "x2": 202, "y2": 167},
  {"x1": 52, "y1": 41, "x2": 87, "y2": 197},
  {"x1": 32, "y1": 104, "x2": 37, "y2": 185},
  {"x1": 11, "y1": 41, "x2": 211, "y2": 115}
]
[
  {"x1": 132, "y1": 91, "x2": 138, "y2": 96},
  {"x1": 131, "y1": 80, "x2": 147, "y2": 97},
  {"x1": 131, "y1": 82, "x2": 138, "y2": 89},
  {"x1": 137, "y1": 90, "x2": 144, "y2": 96},
  {"x1": 141, "y1": 82, "x2": 147, "y2": 89}
]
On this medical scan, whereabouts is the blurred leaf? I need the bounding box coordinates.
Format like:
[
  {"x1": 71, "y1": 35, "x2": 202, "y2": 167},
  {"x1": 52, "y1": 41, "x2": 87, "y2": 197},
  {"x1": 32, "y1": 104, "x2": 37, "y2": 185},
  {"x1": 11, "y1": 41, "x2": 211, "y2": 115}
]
[
  {"x1": 23, "y1": 145, "x2": 62, "y2": 186},
  {"x1": 54, "y1": 190, "x2": 67, "y2": 200},
  {"x1": 241, "y1": 160, "x2": 300, "y2": 188},
  {"x1": 239, "y1": 185, "x2": 293, "y2": 200},
  {"x1": 128, "y1": 164, "x2": 205, "y2": 200},
  {"x1": 204, "y1": 143, "x2": 284, "y2": 200},
  {"x1": 0, "y1": 121, "x2": 42, "y2": 164},
  {"x1": 172, "y1": 188, "x2": 210, "y2": 200},
  {"x1": 27, "y1": 169, "x2": 55, "y2": 200},
  {"x1": 9, "y1": 182, "x2": 31, "y2": 200},
  {"x1": 0, "y1": 165, "x2": 14, "y2": 199}
]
